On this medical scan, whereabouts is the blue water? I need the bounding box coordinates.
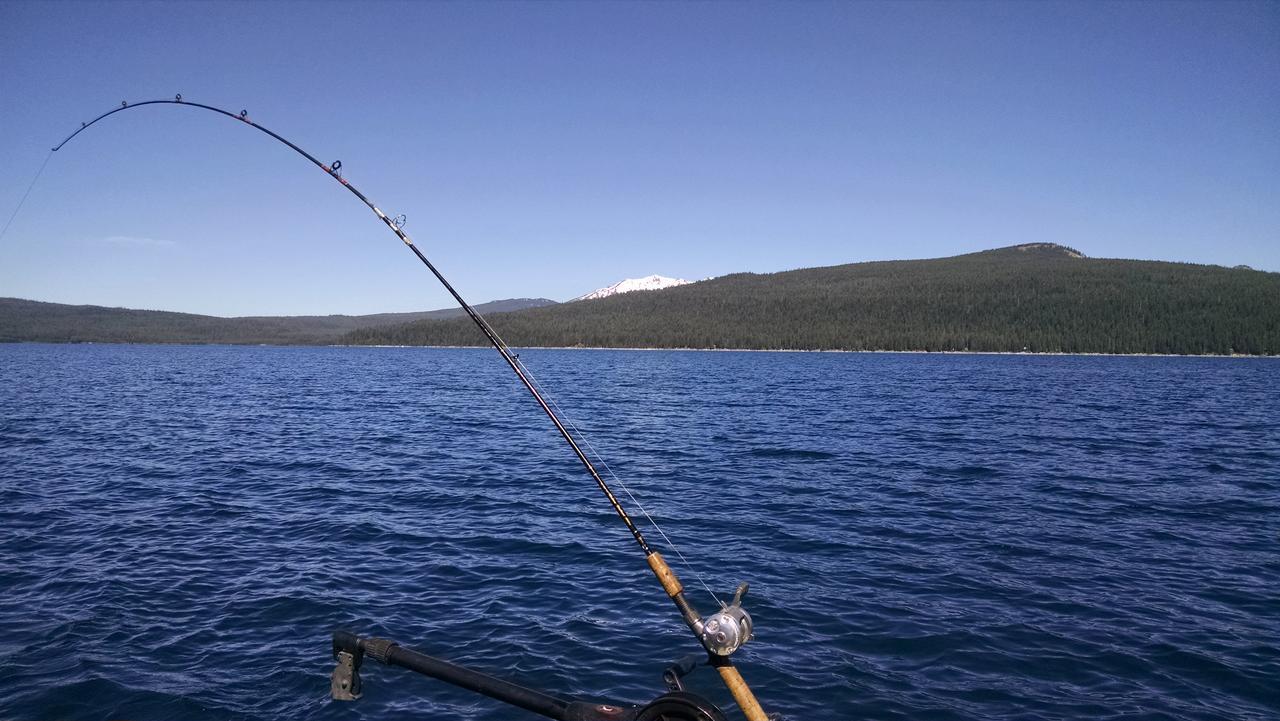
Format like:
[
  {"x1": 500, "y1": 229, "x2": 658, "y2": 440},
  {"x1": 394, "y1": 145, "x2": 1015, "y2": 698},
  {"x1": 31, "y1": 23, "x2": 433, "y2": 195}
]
[{"x1": 1, "y1": 345, "x2": 1277, "y2": 721}]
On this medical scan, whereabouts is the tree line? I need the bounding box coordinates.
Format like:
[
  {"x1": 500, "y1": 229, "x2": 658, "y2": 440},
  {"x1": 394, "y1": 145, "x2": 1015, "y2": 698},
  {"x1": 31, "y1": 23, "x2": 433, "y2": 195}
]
[{"x1": 342, "y1": 245, "x2": 1280, "y2": 356}]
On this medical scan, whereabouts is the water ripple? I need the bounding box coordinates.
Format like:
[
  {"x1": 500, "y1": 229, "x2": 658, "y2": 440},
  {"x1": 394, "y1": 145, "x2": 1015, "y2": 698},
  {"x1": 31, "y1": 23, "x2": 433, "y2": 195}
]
[{"x1": 1, "y1": 345, "x2": 1277, "y2": 720}]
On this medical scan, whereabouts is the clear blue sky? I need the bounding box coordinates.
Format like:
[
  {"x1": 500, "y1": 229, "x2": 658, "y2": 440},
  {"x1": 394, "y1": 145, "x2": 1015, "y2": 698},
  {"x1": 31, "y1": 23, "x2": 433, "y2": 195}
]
[{"x1": 1, "y1": 1, "x2": 1276, "y2": 316}]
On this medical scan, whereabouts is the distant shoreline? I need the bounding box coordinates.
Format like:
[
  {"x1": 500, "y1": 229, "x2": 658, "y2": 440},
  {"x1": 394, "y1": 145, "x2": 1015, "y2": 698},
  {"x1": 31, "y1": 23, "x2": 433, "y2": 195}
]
[
  {"x1": 332, "y1": 344, "x2": 1279, "y2": 359},
  {"x1": 5, "y1": 340, "x2": 1275, "y2": 359}
]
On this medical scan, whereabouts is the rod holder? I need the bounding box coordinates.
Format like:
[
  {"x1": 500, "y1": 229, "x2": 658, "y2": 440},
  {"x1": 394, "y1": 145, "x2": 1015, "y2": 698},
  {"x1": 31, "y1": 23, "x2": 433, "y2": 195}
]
[{"x1": 332, "y1": 630, "x2": 635, "y2": 720}]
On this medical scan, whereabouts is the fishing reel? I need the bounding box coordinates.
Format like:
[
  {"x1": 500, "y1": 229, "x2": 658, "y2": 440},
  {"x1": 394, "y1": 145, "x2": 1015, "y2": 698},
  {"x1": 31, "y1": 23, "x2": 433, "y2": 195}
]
[{"x1": 696, "y1": 583, "x2": 754, "y2": 657}]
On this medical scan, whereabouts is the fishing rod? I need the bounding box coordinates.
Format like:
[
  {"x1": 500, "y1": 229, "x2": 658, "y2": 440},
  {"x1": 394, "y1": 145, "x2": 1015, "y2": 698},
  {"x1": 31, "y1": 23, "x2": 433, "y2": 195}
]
[{"x1": 52, "y1": 97, "x2": 769, "y2": 720}]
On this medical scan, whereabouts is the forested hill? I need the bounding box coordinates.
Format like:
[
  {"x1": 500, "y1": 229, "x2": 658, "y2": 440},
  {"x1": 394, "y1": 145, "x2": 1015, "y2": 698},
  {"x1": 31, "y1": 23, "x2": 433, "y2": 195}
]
[
  {"x1": 342, "y1": 244, "x2": 1280, "y2": 355},
  {"x1": 0, "y1": 297, "x2": 555, "y2": 345}
]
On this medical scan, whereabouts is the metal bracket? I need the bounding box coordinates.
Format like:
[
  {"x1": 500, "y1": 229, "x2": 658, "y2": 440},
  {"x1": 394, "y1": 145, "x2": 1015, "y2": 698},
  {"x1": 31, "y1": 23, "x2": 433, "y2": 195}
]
[
  {"x1": 662, "y1": 654, "x2": 702, "y2": 692},
  {"x1": 331, "y1": 649, "x2": 363, "y2": 700}
]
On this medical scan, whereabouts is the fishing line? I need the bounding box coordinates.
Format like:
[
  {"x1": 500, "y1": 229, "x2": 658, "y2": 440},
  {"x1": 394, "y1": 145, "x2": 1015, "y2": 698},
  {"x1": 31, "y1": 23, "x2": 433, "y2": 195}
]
[
  {"x1": 0, "y1": 150, "x2": 53, "y2": 246},
  {"x1": 505, "y1": 350, "x2": 725, "y2": 607},
  {"x1": 461, "y1": 308, "x2": 724, "y2": 606}
]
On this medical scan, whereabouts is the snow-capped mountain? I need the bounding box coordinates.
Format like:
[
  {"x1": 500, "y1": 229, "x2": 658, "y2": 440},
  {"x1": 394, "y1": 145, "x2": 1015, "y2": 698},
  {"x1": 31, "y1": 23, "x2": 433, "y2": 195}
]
[{"x1": 572, "y1": 274, "x2": 691, "y2": 301}]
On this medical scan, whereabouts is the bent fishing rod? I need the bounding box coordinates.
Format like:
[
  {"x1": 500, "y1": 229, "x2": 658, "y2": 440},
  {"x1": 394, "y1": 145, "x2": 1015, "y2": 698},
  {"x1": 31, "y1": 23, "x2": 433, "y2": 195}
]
[{"x1": 52, "y1": 97, "x2": 768, "y2": 721}]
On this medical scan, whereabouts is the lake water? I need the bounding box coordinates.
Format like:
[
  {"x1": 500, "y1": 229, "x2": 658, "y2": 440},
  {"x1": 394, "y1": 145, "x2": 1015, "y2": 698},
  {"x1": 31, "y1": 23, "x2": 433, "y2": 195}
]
[{"x1": 1, "y1": 344, "x2": 1277, "y2": 720}]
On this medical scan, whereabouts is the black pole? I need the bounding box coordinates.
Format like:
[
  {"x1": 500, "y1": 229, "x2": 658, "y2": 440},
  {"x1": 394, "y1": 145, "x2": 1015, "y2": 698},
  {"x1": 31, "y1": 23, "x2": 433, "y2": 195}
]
[
  {"x1": 54, "y1": 98, "x2": 654, "y2": 557},
  {"x1": 56, "y1": 98, "x2": 767, "y2": 719}
]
